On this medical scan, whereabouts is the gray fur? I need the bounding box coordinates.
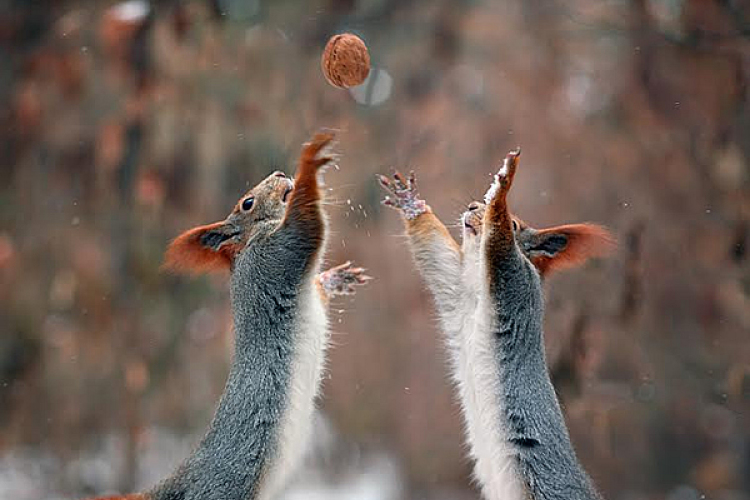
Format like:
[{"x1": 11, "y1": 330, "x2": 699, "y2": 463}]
[
  {"x1": 489, "y1": 247, "x2": 601, "y2": 500},
  {"x1": 150, "y1": 205, "x2": 321, "y2": 500},
  {"x1": 379, "y1": 169, "x2": 602, "y2": 499}
]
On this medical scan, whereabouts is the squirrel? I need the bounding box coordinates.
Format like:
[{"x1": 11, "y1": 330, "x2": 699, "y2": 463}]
[
  {"x1": 88, "y1": 132, "x2": 369, "y2": 500},
  {"x1": 379, "y1": 151, "x2": 614, "y2": 500}
]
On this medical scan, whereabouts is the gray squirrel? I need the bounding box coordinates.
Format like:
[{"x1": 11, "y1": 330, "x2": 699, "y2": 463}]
[
  {"x1": 86, "y1": 133, "x2": 369, "y2": 500},
  {"x1": 379, "y1": 150, "x2": 614, "y2": 500}
]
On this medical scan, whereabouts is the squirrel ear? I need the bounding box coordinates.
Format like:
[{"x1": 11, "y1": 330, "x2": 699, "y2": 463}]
[
  {"x1": 527, "y1": 224, "x2": 615, "y2": 277},
  {"x1": 163, "y1": 221, "x2": 240, "y2": 274}
]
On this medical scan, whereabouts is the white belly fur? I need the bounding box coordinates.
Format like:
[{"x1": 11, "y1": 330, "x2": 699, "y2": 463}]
[
  {"x1": 421, "y1": 236, "x2": 465, "y2": 358},
  {"x1": 257, "y1": 276, "x2": 328, "y2": 500},
  {"x1": 457, "y1": 246, "x2": 526, "y2": 500}
]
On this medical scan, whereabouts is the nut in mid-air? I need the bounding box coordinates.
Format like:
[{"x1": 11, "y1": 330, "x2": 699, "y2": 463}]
[{"x1": 321, "y1": 33, "x2": 371, "y2": 89}]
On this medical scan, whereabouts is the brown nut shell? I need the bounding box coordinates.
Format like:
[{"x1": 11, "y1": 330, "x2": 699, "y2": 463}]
[{"x1": 321, "y1": 34, "x2": 371, "y2": 89}]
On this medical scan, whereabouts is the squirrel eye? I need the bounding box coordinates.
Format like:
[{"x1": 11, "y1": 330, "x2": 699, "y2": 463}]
[
  {"x1": 512, "y1": 219, "x2": 519, "y2": 231},
  {"x1": 241, "y1": 197, "x2": 255, "y2": 211}
]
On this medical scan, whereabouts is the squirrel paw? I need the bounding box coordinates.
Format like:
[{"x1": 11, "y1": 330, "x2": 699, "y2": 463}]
[
  {"x1": 484, "y1": 148, "x2": 521, "y2": 204},
  {"x1": 300, "y1": 132, "x2": 336, "y2": 173},
  {"x1": 378, "y1": 170, "x2": 428, "y2": 220},
  {"x1": 318, "y1": 262, "x2": 372, "y2": 297}
]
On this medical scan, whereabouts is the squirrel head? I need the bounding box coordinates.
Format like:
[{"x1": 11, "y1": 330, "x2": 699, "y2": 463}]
[
  {"x1": 163, "y1": 171, "x2": 294, "y2": 274},
  {"x1": 461, "y1": 201, "x2": 615, "y2": 277}
]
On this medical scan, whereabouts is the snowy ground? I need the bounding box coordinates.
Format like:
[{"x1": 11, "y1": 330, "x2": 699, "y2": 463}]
[{"x1": 0, "y1": 413, "x2": 405, "y2": 500}]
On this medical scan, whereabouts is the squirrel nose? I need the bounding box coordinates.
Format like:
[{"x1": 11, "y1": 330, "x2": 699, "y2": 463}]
[{"x1": 468, "y1": 202, "x2": 482, "y2": 211}]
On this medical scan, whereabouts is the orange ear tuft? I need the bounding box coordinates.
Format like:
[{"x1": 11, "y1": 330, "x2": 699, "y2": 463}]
[
  {"x1": 531, "y1": 224, "x2": 616, "y2": 277},
  {"x1": 162, "y1": 222, "x2": 237, "y2": 275}
]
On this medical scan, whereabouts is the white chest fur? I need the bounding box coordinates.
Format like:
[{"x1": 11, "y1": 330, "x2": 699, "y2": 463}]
[
  {"x1": 456, "y1": 244, "x2": 526, "y2": 500},
  {"x1": 420, "y1": 236, "x2": 465, "y2": 356},
  {"x1": 257, "y1": 277, "x2": 329, "y2": 500}
]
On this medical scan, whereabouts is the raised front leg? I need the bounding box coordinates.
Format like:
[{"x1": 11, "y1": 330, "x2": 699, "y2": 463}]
[
  {"x1": 316, "y1": 261, "x2": 371, "y2": 302},
  {"x1": 379, "y1": 171, "x2": 428, "y2": 221},
  {"x1": 482, "y1": 148, "x2": 541, "y2": 333},
  {"x1": 479, "y1": 149, "x2": 604, "y2": 500},
  {"x1": 264, "y1": 132, "x2": 336, "y2": 276},
  {"x1": 281, "y1": 132, "x2": 335, "y2": 247},
  {"x1": 379, "y1": 171, "x2": 463, "y2": 321},
  {"x1": 483, "y1": 148, "x2": 521, "y2": 258}
]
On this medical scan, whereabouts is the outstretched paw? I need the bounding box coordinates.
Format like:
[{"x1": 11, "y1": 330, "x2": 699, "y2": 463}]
[
  {"x1": 300, "y1": 132, "x2": 336, "y2": 175},
  {"x1": 484, "y1": 148, "x2": 521, "y2": 204},
  {"x1": 318, "y1": 261, "x2": 371, "y2": 297},
  {"x1": 378, "y1": 171, "x2": 428, "y2": 220}
]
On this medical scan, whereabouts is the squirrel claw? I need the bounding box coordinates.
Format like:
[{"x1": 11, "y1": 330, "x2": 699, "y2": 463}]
[
  {"x1": 301, "y1": 132, "x2": 336, "y2": 172},
  {"x1": 315, "y1": 155, "x2": 335, "y2": 170},
  {"x1": 319, "y1": 261, "x2": 372, "y2": 297},
  {"x1": 307, "y1": 132, "x2": 335, "y2": 154},
  {"x1": 498, "y1": 148, "x2": 521, "y2": 184},
  {"x1": 407, "y1": 170, "x2": 417, "y2": 189},
  {"x1": 377, "y1": 170, "x2": 428, "y2": 220},
  {"x1": 393, "y1": 171, "x2": 408, "y2": 189},
  {"x1": 484, "y1": 148, "x2": 521, "y2": 204}
]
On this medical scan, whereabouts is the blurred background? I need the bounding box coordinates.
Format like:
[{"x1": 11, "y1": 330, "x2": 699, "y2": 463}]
[{"x1": 0, "y1": 0, "x2": 749, "y2": 499}]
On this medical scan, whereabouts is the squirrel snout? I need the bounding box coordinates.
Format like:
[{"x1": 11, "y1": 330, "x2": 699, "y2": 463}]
[
  {"x1": 280, "y1": 178, "x2": 294, "y2": 202},
  {"x1": 462, "y1": 205, "x2": 484, "y2": 236},
  {"x1": 462, "y1": 212, "x2": 476, "y2": 232}
]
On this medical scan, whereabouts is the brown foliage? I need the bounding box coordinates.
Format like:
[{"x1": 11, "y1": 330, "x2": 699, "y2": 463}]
[{"x1": 0, "y1": 1, "x2": 748, "y2": 499}]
